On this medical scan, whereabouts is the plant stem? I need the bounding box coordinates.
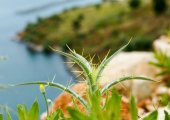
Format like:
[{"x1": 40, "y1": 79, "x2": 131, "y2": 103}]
[
  {"x1": 42, "y1": 92, "x2": 49, "y2": 116},
  {"x1": 14, "y1": 81, "x2": 88, "y2": 110}
]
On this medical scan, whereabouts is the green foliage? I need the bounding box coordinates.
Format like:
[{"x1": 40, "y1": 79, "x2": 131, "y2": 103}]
[
  {"x1": 104, "y1": 90, "x2": 121, "y2": 120},
  {"x1": 17, "y1": 100, "x2": 39, "y2": 120},
  {"x1": 68, "y1": 90, "x2": 122, "y2": 120},
  {"x1": 1, "y1": 45, "x2": 158, "y2": 120},
  {"x1": 160, "y1": 94, "x2": 170, "y2": 106},
  {"x1": 151, "y1": 52, "x2": 170, "y2": 76},
  {"x1": 129, "y1": 0, "x2": 141, "y2": 9},
  {"x1": 6, "y1": 111, "x2": 12, "y2": 120},
  {"x1": 7, "y1": 44, "x2": 154, "y2": 120},
  {"x1": 125, "y1": 37, "x2": 152, "y2": 51},
  {"x1": 152, "y1": 0, "x2": 167, "y2": 14},
  {"x1": 46, "y1": 109, "x2": 65, "y2": 120},
  {"x1": 164, "y1": 110, "x2": 170, "y2": 120},
  {"x1": 151, "y1": 52, "x2": 170, "y2": 106},
  {"x1": 94, "y1": 4, "x2": 101, "y2": 9},
  {"x1": 72, "y1": 14, "x2": 84, "y2": 31},
  {"x1": 0, "y1": 113, "x2": 3, "y2": 120},
  {"x1": 21, "y1": 2, "x2": 167, "y2": 62},
  {"x1": 67, "y1": 108, "x2": 90, "y2": 120},
  {"x1": 130, "y1": 96, "x2": 138, "y2": 120},
  {"x1": 142, "y1": 110, "x2": 158, "y2": 120},
  {"x1": 165, "y1": 29, "x2": 170, "y2": 38}
]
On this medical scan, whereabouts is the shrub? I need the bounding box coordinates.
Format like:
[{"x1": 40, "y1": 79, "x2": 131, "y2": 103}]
[
  {"x1": 151, "y1": 51, "x2": 170, "y2": 76},
  {"x1": 72, "y1": 14, "x2": 84, "y2": 31},
  {"x1": 37, "y1": 17, "x2": 44, "y2": 23},
  {"x1": 129, "y1": 0, "x2": 141, "y2": 9},
  {"x1": 125, "y1": 36, "x2": 153, "y2": 51},
  {"x1": 165, "y1": 29, "x2": 170, "y2": 38},
  {"x1": 94, "y1": 4, "x2": 101, "y2": 9},
  {"x1": 152, "y1": 0, "x2": 167, "y2": 14}
]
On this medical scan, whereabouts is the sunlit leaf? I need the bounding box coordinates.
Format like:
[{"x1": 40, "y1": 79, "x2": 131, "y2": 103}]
[
  {"x1": 67, "y1": 108, "x2": 90, "y2": 120},
  {"x1": 130, "y1": 96, "x2": 138, "y2": 120},
  {"x1": 6, "y1": 111, "x2": 12, "y2": 120},
  {"x1": 0, "y1": 113, "x2": 3, "y2": 120},
  {"x1": 143, "y1": 110, "x2": 158, "y2": 120},
  {"x1": 105, "y1": 90, "x2": 121, "y2": 120},
  {"x1": 28, "y1": 100, "x2": 39, "y2": 120},
  {"x1": 46, "y1": 109, "x2": 64, "y2": 120},
  {"x1": 17, "y1": 105, "x2": 26, "y2": 120},
  {"x1": 164, "y1": 110, "x2": 170, "y2": 120}
]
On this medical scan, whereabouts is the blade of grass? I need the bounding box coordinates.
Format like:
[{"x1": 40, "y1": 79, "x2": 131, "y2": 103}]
[
  {"x1": 130, "y1": 96, "x2": 138, "y2": 120},
  {"x1": 28, "y1": 100, "x2": 39, "y2": 120},
  {"x1": 6, "y1": 111, "x2": 12, "y2": 120},
  {"x1": 17, "y1": 105, "x2": 25, "y2": 120},
  {"x1": 105, "y1": 90, "x2": 122, "y2": 120},
  {"x1": 67, "y1": 108, "x2": 90, "y2": 120},
  {"x1": 142, "y1": 110, "x2": 158, "y2": 120},
  {"x1": 0, "y1": 113, "x2": 3, "y2": 120}
]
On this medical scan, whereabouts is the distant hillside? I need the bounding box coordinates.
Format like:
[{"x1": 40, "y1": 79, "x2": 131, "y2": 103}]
[{"x1": 19, "y1": 2, "x2": 170, "y2": 62}]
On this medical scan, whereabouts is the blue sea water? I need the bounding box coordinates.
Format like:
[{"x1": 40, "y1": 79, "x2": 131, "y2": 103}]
[{"x1": 0, "y1": 0, "x2": 100, "y2": 119}]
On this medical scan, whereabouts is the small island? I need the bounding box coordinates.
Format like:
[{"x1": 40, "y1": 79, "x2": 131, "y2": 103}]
[{"x1": 19, "y1": 1, "x2": 170, "y2": 62}]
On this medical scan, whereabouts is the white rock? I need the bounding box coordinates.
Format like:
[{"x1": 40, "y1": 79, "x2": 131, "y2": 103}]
[
  {"x1": 153, "y1": 36, "x2": 170, "y2": 56},
  {"x1": 27, "y1": 43, "x2": 44, "y2": 52},
  {"x1": 156, "y1": 86, "x2": 168, "y2": 95},
  {"x1": 99, "y1": 52, "x2": 162, "y2": 100}
]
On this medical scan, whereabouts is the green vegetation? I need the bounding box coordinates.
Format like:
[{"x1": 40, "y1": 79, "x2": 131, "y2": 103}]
[
  {"x1": 151, "y1": 51, "x2": 170, "y2": 88},
  {"x1": 20, "y1": 1, "x2": 170, "y2": 62},
  {"x1": 151, "y1": 52, "x2": 170, "y2": 76},
  {"x1": 160, "y1": 93, "x2": 170, "y2": 106},
  {"x1": 129, "y1": 0, "x2": 141, "y2": 9},
  {"x1": 0, "y1": 45, "x2": 159, "y2": 120},
  {"x1": 17, "y1": 100, "x2": 39, "y2": 120},
  {"x1": 165, "y1": 29, "x2": 170, "y2": 38},
  {"x1": 152, "y1": 0, "x2": 167, "y2": 14}
]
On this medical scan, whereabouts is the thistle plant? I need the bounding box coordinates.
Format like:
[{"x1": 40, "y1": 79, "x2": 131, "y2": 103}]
[
  {"x1": 7, "y1": 42, "x2": 155, "y2": 119},
  {"x1": 0, "y1": 43, "x2": 162, "y2": 120}
]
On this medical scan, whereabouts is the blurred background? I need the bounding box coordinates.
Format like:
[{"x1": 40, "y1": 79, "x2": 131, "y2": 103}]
[{"x1": 0, "y1": 0, "x2": 170, "y2": 119}]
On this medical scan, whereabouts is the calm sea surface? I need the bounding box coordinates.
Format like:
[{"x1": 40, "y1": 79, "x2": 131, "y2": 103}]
[{"x1": 0, "y1": 0, "x2": 100, "y2": 119}]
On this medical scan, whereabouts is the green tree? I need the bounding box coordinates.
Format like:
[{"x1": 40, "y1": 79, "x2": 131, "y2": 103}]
[
  {"x1": 152, "y1": 0, "x2": 167, "y2": 14},
  {"x1": 72, "y1": 14, "x2": 84, "y2": 31},
  {"x1": 129, "y1": 0, "x2": 141, "y2": 9}
]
